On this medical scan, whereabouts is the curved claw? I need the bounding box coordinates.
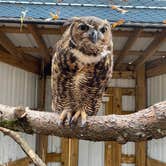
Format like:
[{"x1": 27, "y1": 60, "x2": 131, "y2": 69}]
[
  {"x1": 81, "y1": 110, "x2": 87, "y2": 126},
  {"x1": 71, "y1": 110, "x2": 81, "y2": 124},
  {"x1": 58, "y1": 110, "x2": 68, "y2": 126},
  {"x1": 66, "y1": 112, "x2": 72, "y2": 125}
]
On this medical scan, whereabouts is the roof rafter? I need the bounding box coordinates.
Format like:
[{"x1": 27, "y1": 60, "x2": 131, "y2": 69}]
[
  {"x1": 132, "y1": 29, "x2": 166, "y2": 68},
  {"x1": 0, "y1": 26, "x2": 161, "y2": 37},
  {"x1": 114, "y1": 28, "x2": 142, "y2": 69},
  {"x1": 146, "y1": 57, "x2": 166, "y2": 77},
  {"x1": 27, "y1": 24, "x2": 50, "y2": 64},
  {"x1": 0, "y1": 30, "x2": 41, "y2": 74},
  {"x1": 14, "y1": 46, "x2": 166, "y2": 58},
  {"x1": 0, "y1": 49, "x2": 40, "y2": 74}
]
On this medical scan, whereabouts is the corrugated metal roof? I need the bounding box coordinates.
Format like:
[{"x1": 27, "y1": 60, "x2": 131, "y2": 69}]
[{"x1": 0, "y1": 0, "x2": 166, "y2": 25}]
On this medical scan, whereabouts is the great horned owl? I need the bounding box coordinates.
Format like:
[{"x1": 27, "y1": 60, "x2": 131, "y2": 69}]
[{"x1": 51, "y1": 16, "x2": 113, "y2": 125}]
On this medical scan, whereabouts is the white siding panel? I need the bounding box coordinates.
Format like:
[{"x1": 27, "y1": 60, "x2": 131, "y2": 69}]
[
  {"x1": 109, "y1": 79, "x2": 135, "y2": 88},
  {"x1": 0, "y1": 62, "x2": 38, "y2": 164},
  {"x1": 147, "y1": 74, "x2": 166, "y2": 163}
]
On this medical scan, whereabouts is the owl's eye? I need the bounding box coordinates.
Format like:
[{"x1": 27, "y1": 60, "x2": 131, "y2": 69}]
[
  {"x1": 78, "y1": 24, "x2": 89, "y2": 31},
  {"x1": 100, "y1": 27, "x2": 107, "y2": 33}
]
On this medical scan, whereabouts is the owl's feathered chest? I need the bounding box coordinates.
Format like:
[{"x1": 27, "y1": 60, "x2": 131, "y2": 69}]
[{"x1": 55, "y1": 47, "x2": 110, "y2": 80}]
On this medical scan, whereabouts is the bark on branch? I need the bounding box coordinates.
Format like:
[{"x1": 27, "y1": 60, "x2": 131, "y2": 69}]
[
  {"x1": 0, "y1": 101, "x2": 166, "y2": 143},
  {"x1": 0, "y1": 127, "x2": 46, "y2": 166}
]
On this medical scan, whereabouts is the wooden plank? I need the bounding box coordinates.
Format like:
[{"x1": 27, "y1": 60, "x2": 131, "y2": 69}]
[
  {"x1": 133, "y1": 29, "x2": 166, "y2": 68},
  {"x1": 121, "y1": 88, "x2": 135, "y2": 96},
  {"x1": 146, "y1": 62, "x2": 166, "y2": 77},
  {"x1": 135, "y1": 64, "x2": 146, "y2": 166},
  {"x1": 36, "y1": 63, "x2": 48, "y2": 163},
  {"x1": 68, "y1": 138, "x2": 79, "y2": 166},
  {"x1": 115, "y1": 28, "x2": 142, "y2": 69},
  {"x1": 105, "y1": 87, "x2": 135, "y2": 97},
  {"x1": 0, "y1": 26, "x2": 161, "y2": 37},
  {"x1": 0, "y1": 50, "x2": 40, "y2": 74},
  {"x1": 0, "y1": 30, "x2": 41, "y2": 74},
  {"x1": 146, "y1": 58, "x2": 166, "y2": 77},
  {"x1": 114, "y1": 50, "x2": 166, "y2": 57},
  {"x1": 7, "y1": 157, "x2": 31, "y2": 166},
  {"x1": 27, "y1": 24, "x2": 50, "y2": 63},
  {"x1": 61, "y1": 138, "x2": 70, "y2": 166},
  {"x1": 147, "y1": 157, "x2": 166, "y2": 166},
  {"x1": 112, "y1": 71, "x2": 136, "y2": 79},
  {"x1": 105, "y1": 88, "x2": 122, "y2": 166},
  {"x1": 46, "y1": 153, "x2": 62, "y2": 163},
  {"x1": 105, "y1": 95, "x2": 113, "y2": 166},
  {"x1": 121, "y1": 154, "x2": 135, "y2": 164},
  {"x1": 13, "y1": 46, "x2": 166, "y2": 58},
  {"x1": 112, "y1": 88, "x2": 122, "y2": 166}
]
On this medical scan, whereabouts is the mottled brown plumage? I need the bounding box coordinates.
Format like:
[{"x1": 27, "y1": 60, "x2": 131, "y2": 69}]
[{"x1": 51, "y1": 16, "x2": 113, "y2": 125}]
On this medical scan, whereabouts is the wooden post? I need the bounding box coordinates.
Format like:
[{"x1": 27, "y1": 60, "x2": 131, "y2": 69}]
[
  {"x1": 36, "y1": 62, "x2": 48, "y2": 163},
  {"x1": 105, "y1": 88, "x2": 122, "y2": 166},
  {"x1": 135, "y1": 64, "x2": 147, "y2": 166},
  {"x1": 69, "y1": 138, "x2": 79, "y2": 166},
  {"x1": 61, "y1": 138, "x2": 70, "y2": 166},
  {"x1": 61, "y1": 138, "x2": 78, "y2": 166}
]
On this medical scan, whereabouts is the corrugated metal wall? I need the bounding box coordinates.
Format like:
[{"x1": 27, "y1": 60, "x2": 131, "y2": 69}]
[
  {"x1": 0, "y1": 62, "x2": 38, "y2": 165},
  {"x1": 147, "y1": 74, "x2": 166, "y2": 163}
]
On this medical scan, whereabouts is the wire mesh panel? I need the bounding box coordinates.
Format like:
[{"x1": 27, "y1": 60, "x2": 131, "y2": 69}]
[{"x1": 0, "y1": 0, "x2": 166, "y2": 25}]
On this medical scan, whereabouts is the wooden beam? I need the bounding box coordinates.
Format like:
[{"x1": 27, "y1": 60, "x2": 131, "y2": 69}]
[
  {"x1": 68, "y1": 138, "x2": 79, "y2": 166},
  {"x1": 61, "y1": 138, "x2": 70, "y2": 166},
  {"x1": 121, "y1": 88, "x2": 135, "y2": 96},
  {"x1": 14, "y1": 46, "x2": 166, "y2": 58},
  {"x1": 105, "y1": 95, "x2": 113, "y2": 166},
  {"x1": 112, "y1": 71, "x2": 136, "y2": 79},
  {"x1": 135, "y1": 64, "x2": 146, "y2": 166},
  {"x1": 7, "y1": 157, "x2": 30, "y2": 166},
  {"x1": 133, "y1": 29, "x2": 166, "y2": 68},
  {"x1": 36, "y1": 63, "x2": 48, "y2": 163},
  {"x1": 0, "y1": 26, "x2": 161, "y2": 37},
  {"x1": 46, "y1": 153, "x2": 62, "y2": 163},
  {"x1": 27, "y1": 24, "x2": 50, "y2": 63},
  {"x1": 0, "y1": 29, "x2": 26, "y2": 59},
  {"x1": 146, "y1": 58, "x2": 166, "y2": 77},
  {"x1": 0, "y1": 50, "x2": 40, "y2": 74},
  {"x1": 147, "y1": 157, "x2": 166, "y2": 166},
  {"x1": 16, "y1": 46, "x2": 41, "y2": 54},
  {"x1": 105, "y1": 88, "x2": 122, "y2": 166},
  {"x1": 0, "y1": 30, "x2": 41, "y2": 74},
  {"x1": 121, "y1": 154, "x2": 135, "y2": 164},
  {"x1": 115, "y1": 29, "x2": 142, "y2": 69},
  {"x1": 114, "y1": 50, "x2": 166, "y2": 57}
]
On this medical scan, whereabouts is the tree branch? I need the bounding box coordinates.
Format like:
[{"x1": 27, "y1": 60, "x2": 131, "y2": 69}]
[
  {"x1": 0, "y1": 101, "x2": 166, "y2": 143},
  {"x1": 0, "y1": 127, "x2": 46, "y2": 166}
]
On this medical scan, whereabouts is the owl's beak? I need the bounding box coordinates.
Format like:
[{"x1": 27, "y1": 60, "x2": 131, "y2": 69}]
[{"x1": 89, "y1": 30, "x2": 98, "y2": 43}]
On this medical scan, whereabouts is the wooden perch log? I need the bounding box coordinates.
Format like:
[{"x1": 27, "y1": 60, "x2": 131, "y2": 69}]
[{"x1": 0, "y1": 101, "x2": 166, "y2": 143}]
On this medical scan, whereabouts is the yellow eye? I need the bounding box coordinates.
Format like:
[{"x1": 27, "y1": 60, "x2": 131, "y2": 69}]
[
  {"x1": 100, "y1": 27, "x2": 107, "y2": 33},
  {"x1": 78, "y1": 24, "x2": 89, "y2": 31}
]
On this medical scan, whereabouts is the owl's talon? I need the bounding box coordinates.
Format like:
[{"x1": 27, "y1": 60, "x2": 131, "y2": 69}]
[
  {"x1": 81, "y1": 110, "x2": 87, "y2": 126},
  {"x1": 58, "y1": 110, "x2": 68, "y2": 126},
  {"x1": 71, "y1": 110, "x2": 81, "y2": 124},
  {"x1": 66, "y1": 112, "x2": 72, "y2": 125}
]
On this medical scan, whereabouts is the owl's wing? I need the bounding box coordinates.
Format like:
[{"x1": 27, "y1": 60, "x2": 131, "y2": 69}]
[{"x1": 51, "y1": 52, "x2": 59, "y2": 112}]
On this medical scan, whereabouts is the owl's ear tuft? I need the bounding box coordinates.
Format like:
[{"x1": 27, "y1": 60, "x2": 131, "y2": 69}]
[{"x1": 63, "y1": 17, "x2": 81, "y2": 27}]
